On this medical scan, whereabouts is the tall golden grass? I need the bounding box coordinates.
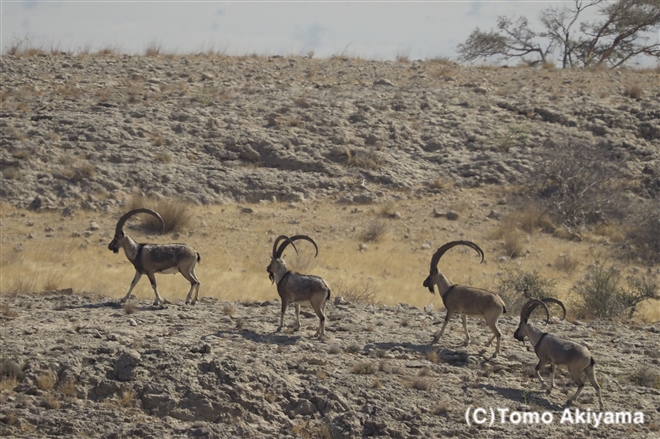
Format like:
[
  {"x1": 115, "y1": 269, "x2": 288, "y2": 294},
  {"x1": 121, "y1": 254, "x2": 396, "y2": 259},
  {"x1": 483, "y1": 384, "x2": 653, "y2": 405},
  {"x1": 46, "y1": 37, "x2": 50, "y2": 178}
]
[{"x1": 1, "y1": 194, "x2": 658, "y2": 322}]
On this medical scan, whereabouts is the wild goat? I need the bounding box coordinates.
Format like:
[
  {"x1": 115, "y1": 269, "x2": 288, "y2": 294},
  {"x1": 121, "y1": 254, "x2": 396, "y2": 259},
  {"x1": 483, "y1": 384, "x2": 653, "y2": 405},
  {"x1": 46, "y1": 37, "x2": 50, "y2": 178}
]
[
  {"x1": 266, "y1": 235, "x2": 331, "y2": 339},
  {"x1": 514, "y1": 299, "x2": 604, "y2": 409},
  {"x1": 423, "y1": 240, "x2": 506, "y2": 357},
  {"x1": 108, "y1": 208, "x2": 201, "y2": 306}
]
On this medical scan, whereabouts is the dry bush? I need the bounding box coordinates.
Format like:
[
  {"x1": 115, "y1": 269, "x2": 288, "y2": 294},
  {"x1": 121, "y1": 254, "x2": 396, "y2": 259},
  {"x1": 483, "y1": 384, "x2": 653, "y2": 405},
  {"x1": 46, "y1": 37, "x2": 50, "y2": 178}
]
[
  {"x1": 395, "y1": 48, "x2": 410, "y2": 63},
  {"x1": 572, "y1": 262, "x2": 659, "y2": 319},
  {"x1": 59, "y1": 380, "x2": 77, "y2": 398},
  {"x1": 145, "y1": 42, "x2": 162, "y2": 57},
  {"x1": 370, "y1": 377, "x2": 383, "y2": 389},
  {"x1": 497, "y1": 268, "x2": 557, "y2": 315},
  {"x1": 0, "y1": 357, "x2": 23, "y2": 381},
  {"x1": 116, "y1": 389, "x2": 136, "y2": 407},
  {"x1": 150, "y1": 133, "x2": 164, "y2": 146},
  {"x1": 360, "y1": 220, "x2": 388, "y2": 243},
  {"x1": 42, "y1": 269, "x2": 65, "y2": 291},
  {"x1": 520, "y1": 138, "x2": 628, "y2": 227},
  {"x1": 379, "y1": 200, "x2": 398, "y2": 218},
  {"x1": 410, "y1": 378, "x2": 431, "y2": 391},
  {"x1": 518, "y1": 207, "x2": 555, "y2": 234},
  {"x1": 222, "y1": 305, "x2": 236, "y2": 316},
  {"x1": 1, "y1": 304, "x2": 18, "y2": 317},
  {"x1": 127, "y1": 195, "x2": 194, "y2": 234},
  {"x1": 344, "y1": 148, "x2": 383, "y2": 170},
  {"x1": 350, "y1": 361, "x2": 377, "y2": 375},
  {"x1": 154, "y1": 152, "x2": 172, "y2": 163},
  {"x1": 627, "y1": 200, "x2": 660, "y2": 262},
  {"x1": 4, "y1": 275, "x2": 37, "y2": 296},
  {"x1": 123, "y1": 302, "x2": 138, "y2": 315},
  {"x1": 426, "y1": 350, "x2": 439, "y2": 364},
  {"x1": 502, "y1": 229, "x2": 524, "y2": 258},
  {"x1": 0, "y1": 377, "x2": 18, "y2": 392},
  {"x1": 3, "y1": 167, "x2": 24, "y2": 181},
  {"x1": 554, "y1": 253, "x2": 578, "y2": 273},
  {"x1": 333, "y1": 279, "x2": 379, "y2": 304},
  {"x1": 432, "y1": 400, "x2": 451, "y2": 415},
  {"x1": 630, "y1": 364, "x2": 660, "y2": 389},
  {"x1": 623, "y1": 85, "x2": 644, "y2": 100},
  {"x1": 42, "y1": 393, "x2": 60, "y2": 410},
  {"x1": 36, "y1": 373, "x2": 55, "y2": 390},
  {"x1": 326, "y1": 345, "x2": 341, "y2": 355}
]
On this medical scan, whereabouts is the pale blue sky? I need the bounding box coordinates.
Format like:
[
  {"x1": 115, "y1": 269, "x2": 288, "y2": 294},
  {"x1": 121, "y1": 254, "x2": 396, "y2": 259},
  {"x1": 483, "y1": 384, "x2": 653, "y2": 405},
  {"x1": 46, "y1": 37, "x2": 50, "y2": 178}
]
[{"x1": 1, "y1": 1, "x2": 655, "y2": 64}]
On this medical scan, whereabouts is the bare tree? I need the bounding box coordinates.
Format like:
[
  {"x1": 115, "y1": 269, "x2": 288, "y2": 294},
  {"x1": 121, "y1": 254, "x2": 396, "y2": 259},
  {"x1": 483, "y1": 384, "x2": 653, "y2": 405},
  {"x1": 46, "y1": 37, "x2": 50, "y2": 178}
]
[
  {"x1": 576, "y1": 0, "x2": 660, "y2": 67},
  {"x1": 457, "y1": 0, "x2": 660, "y2": 67},
  {"x1": 457, "y1": 16, "x2": 554, "y2": 66},
  {"x1": 539, "y1": 0, "x2": 604, "y2": 68}
]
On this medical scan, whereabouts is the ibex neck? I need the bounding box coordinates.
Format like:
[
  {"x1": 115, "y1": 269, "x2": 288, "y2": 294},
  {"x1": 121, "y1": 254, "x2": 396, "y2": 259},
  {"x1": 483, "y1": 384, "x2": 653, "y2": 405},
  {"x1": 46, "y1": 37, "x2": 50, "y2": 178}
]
[{"x1": 435, "y1": 273, "x2": 454, "y2": 296}]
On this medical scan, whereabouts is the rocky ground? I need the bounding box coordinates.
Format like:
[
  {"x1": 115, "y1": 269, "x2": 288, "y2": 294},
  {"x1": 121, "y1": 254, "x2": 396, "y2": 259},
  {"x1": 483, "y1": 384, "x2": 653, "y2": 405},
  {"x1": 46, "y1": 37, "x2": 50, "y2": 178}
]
[
  {"x1": 1, "y1": 54, "x2": 659, "y2": 210},
  {"x1": 1, "y1": 291, "x2": 659, "y2": 438},
  {"x1": 1, "y1": 54, "x2": 659, "y2": 438}
]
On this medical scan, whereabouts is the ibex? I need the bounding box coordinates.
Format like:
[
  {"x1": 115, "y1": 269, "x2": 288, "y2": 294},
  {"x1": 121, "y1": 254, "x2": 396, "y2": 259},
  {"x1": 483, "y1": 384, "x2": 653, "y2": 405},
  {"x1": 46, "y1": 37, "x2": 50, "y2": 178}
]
[
  {"x1": 423, "y1": 240, "x2": 506, "y2": 357},
  {"x1": 514, "y1": 298, "x2": 604, "y2": 409},
  {"x1": 266, "y1": 235, "x2": 331, "y2": 339},
  {"x1": 108, "y1": 208, "x2": 201, "y2": 306}
]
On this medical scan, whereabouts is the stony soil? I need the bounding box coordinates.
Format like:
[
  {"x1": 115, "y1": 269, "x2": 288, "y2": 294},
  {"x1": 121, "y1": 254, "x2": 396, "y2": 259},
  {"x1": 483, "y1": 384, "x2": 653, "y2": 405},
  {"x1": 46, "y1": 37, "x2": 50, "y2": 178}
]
[
  {"x1": 1, "y1": 291, "x2": 659, "y2": 438},
  {"x1": 1, "y1": 55, "x2": 659, "y2": 438},
  {"x1": 1, "y1": 55, "x2": 659, "y2": 209}
]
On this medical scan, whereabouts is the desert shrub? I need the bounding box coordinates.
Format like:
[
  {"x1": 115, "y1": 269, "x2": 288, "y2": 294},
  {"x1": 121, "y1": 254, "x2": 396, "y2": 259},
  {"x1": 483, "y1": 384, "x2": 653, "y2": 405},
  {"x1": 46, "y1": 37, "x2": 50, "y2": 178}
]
[
  {"x1": 627, "y1": 200, "x2": 660, "y2": 261},
  {"x1": 360, "y1": 220, "x2": 388, "y2": 242},
  {"x1": 502, "y1": 229, "x2": 524, "y2": 258},
  {"x1": 520, "y1": 138, "x2": 628, "y2": 227},
  {"x1": 623, "y1": 85, "x2": 644, "y2": 100},
  {"x1": 572, "y1": 262, "x2": 659, "y2": 319},
  {"x1": 350, "y1": 362, "x2": 377, "y2": 375},
  {"x1": 333, "y1": 279, "x2": 379, "y2": 305},
  {"x1": 630, "y1": 364, "x2": 660, "y2": 389},
  {"x1": 497, "y1": 268, "x2": 557, "y2": 315},
  {"x1": 127, "y1": 195, "x2": 194, "y2": 233},
  {"x1": 344, "y1": 148, "x2": 382, "y2": 170},
  {"x1": 0, "y1": 357, "x2": 24, "y2": 381}
]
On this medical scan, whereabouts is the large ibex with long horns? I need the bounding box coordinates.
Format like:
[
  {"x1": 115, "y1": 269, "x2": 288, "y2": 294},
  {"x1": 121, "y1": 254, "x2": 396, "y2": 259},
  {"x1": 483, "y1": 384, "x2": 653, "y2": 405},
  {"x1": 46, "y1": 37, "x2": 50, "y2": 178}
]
[
  {"x1": 108, "y1": 208, "x2": 201, "y2": 306},
  {"x1": 423, "y1": 240, "x2": 506, "y2": 357},
  {"x1": 266, "y1": 235, "x2": 331, "y2": 339},
  {"x1": 514, "y1": 298, "x2": 603, "y2": 409}
]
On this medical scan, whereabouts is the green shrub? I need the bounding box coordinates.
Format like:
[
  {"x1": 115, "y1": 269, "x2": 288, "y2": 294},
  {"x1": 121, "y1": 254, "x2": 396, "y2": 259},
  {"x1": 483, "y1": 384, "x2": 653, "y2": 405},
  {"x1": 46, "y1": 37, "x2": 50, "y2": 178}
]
[
  {"x1": 497, "y1": 269, "x2": 557, "y2": 315},
  {"x1": 572, "y1": 262, "x2": 659, "y2": 319}
]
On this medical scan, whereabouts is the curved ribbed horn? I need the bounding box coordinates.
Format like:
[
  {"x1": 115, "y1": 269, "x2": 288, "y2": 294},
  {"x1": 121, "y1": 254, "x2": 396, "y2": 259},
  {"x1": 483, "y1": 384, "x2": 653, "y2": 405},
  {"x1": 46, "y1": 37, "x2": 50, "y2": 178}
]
[
  {"x1": 272, "y1": 235, "x2": 298, "y2": 258},
  {"x1": 520, "y1": 299, "x2": 550, "y2": 325},
  {"x1": 115, "y1": 208, "x2": 165, "y2": 237},
  {"x1": 542, "y1": 298, "x2": 566, "y2": 321},
  {"x1": 429, "y1": 240, "x2": 484, "y2": 273},
  {"x1": 288, "y1": 235, "x2": 319, "y2": 257}
]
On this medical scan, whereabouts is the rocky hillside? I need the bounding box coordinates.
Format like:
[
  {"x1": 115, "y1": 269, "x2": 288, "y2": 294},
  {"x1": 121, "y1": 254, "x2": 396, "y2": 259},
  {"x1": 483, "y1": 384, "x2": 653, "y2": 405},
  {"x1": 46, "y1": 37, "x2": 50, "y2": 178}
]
[
  {"x1": 1, "y1": 291, "x2": 659, "y2": 438},
  {"x1": 1, "y1": 54, "x2": 659, "y2": 209}
]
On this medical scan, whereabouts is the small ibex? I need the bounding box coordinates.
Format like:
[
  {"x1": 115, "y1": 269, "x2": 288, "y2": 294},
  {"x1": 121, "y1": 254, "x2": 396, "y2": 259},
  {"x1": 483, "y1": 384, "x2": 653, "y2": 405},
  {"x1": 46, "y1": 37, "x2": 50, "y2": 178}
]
[
  {"x1": 266, "y1": 235, "x2": 331, "y2": 339},
  {"x1": 108, "y1": 208, "x2": 201, "y2": 306},
  {"x1": 423, "y1": 240, "x2": 506, "y2": 357},
  {"x1": 514, "y1": 298, "x2": 603, "y2": 409}
]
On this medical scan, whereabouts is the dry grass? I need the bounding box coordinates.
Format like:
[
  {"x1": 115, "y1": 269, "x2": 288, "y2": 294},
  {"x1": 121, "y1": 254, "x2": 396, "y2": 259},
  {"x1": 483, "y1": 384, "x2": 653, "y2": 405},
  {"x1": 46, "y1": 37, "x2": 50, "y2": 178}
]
[
  {"x1": 1, "y1": 304, "x2": 18, "y2": 317},
  {"x1": 36, "y1": 373, "x2": 55, "y2": 391},
  {"x1": 360, "y1": 220, "x2": 388, "y2": 243},
  {"x1": 126, "y1": 195, "x2": 194, "y2": 233},
  {"x1": 0, "y1": 191, "x2": 658, "y2": 321},
  {"x1": 502, "y1": 229, "x2": 525, "y2": 258},
  {"x1": 123, "y1": 302, "x2": 138, "y2": 315},
  {"x1": 41, "y1": 393, "x2": 60, "y2": 409},
  {"x1": 623, "y1": 85, "x2": 644, "y2": 100},
  {"x1": 59, "y1": 380, "x2": 77, "y2": 398},
  {"x1": 350, "y1": 361, "x2": 377, "y2": 375}
]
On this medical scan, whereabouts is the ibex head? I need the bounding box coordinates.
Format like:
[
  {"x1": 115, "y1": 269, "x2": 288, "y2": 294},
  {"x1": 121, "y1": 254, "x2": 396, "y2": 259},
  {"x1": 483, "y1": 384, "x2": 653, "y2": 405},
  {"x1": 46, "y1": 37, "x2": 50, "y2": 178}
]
[
  {"x1": 266, "y1": 235, "x2": 318, "y2": 284},
  {"x1": 108, "y1": 208, "x2": 165, "y2": 253}
]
